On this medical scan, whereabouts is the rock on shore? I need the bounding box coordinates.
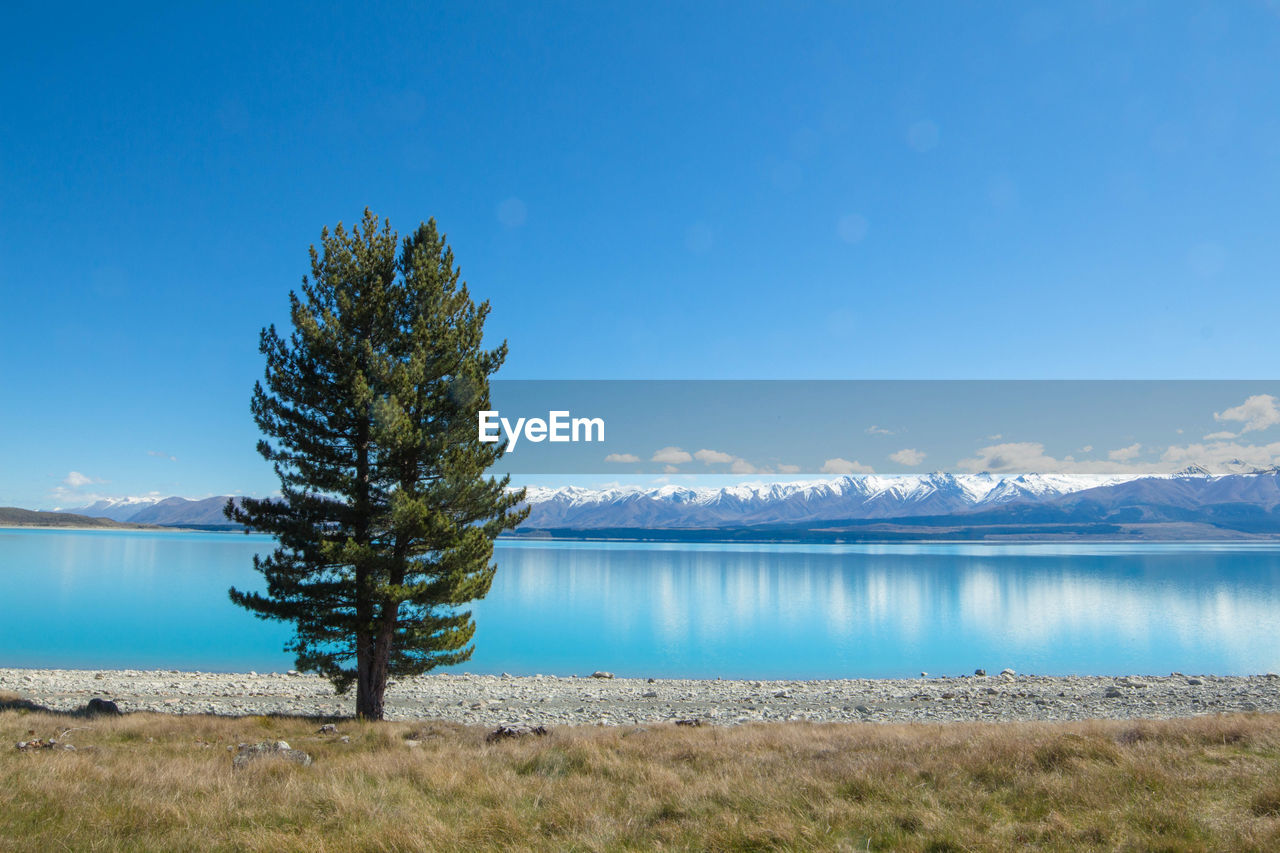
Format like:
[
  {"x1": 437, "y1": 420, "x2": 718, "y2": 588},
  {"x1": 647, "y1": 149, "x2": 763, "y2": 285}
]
[{"x1": 2, "y1": 668, "x2": 1277, "y2": 726}]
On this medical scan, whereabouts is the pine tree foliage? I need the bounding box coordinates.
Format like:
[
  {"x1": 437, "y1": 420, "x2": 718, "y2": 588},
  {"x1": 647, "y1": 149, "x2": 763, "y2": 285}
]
[{"x1": 227, "y1": 210, "x2": 527, "y2": 720}]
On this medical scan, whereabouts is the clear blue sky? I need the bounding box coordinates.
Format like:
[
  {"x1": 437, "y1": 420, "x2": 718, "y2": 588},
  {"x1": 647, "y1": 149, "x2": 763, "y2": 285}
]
[{"x1": 2, "y1": 1, "x2": 1278, "y2": 508}]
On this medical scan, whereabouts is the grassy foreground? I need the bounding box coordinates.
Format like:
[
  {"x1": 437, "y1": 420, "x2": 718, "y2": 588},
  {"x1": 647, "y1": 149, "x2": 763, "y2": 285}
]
[{"x1": 4, "y1": 698, "x2": 1280, "y2": 851}]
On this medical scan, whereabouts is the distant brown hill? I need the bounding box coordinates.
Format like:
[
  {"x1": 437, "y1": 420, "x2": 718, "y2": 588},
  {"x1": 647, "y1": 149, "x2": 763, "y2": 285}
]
[{"x1": 0, "y1": 507, "x2": 155, "y2": 529}]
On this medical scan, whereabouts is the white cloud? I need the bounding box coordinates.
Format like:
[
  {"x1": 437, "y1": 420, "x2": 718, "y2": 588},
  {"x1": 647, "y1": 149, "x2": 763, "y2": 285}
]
[
  {"x1": 957, "y1": 442, "x2": 1148, "y2": 474},
  {"x1": 986, "y1": 434, "x2": 1004, "y2": 441},
  {"x1": 957, "y1": 434, "x2": 1280, "y2": 476},
  {"x1": 776, "y1": 464, "x2": 801, "y2": 474},
  {"x1": 1214, "y1": 394, "x2": 1280, "y2": 434},
  {"x1": 603, "y1": 453, "x2": 640, "y2": 464},
  {"x1": 1108, "y1": 443, "x2": 1142, "y2": 462},
  {"x1": 865, "y1": 425, "x2": 893, "y2": 436},
  {"x1": 889, "y1": 448, "x2": 926, "y2": 467},
  {"x1": 147, "y1": 450, "x2": 178, "y2": 462},
  {"x1": 1161, "y1": 439, "x2": 1280, "y2": 472},
  {"x1": 691, "y1": 447, "x2": 768, "y2": 473},
  {"x1": 959, "y1": 403, "x2": 1280, "y2": 475},
  {"x1": 821, "y1": 457, "x2": 874, "y2": 475},
  {"x1": 651, "y1": 447, "x2": 693, "y2": 465},
  {"x1": 662, "y1": 464, "x2": 680, "y2": 474},
  {"x1": 63, "y1": 471, "x2": 96, "y2": 488},
  {"x1": 957, "y1": 442, "x2": 1063, "y2": 474}
]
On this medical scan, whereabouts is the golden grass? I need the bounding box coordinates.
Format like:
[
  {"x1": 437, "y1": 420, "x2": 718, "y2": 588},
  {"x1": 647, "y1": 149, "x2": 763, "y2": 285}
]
[{"x1": 3, "y1": 705, "x2": 1280, "y2": 851}]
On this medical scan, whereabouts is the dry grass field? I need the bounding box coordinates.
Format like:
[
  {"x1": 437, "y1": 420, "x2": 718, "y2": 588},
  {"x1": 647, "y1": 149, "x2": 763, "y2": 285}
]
[{"x1": 4, "y1": 692, "x2": 1280, "y2": 851}]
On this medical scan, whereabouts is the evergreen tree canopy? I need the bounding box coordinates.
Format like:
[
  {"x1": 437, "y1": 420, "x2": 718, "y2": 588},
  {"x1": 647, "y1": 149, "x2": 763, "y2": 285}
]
[{"x1": 228, "y1": 210, "x2": 527, "y2": 720}]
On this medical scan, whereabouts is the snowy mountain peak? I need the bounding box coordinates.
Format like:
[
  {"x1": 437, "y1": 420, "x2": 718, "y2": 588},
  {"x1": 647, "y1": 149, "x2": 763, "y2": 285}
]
[{"x1": 59, "y1": 496, "x2": 166, "y2": 522}]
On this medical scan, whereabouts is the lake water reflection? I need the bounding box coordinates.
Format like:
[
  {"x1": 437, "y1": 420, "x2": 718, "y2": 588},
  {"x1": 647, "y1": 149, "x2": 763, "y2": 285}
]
[{"x1": 3, "y1": 529, "x2": 1279, "y2": 677}]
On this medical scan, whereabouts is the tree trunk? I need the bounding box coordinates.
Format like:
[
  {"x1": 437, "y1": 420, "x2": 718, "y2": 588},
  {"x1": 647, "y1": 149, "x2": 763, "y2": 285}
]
[
  {"x1": 354, "y1": 418, "x2": 381, "y2": 718},
  {"x1": 355, "y1": 633, "x2": 387, "y2": 720},
  {"x1": 355, "y1": 611, "x2": 397, "y2": 720}
]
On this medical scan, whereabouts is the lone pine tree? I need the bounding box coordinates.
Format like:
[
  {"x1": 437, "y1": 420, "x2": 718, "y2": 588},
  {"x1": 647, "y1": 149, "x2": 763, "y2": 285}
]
[{"x1": 228, "y1": 210, "x2": 527, "y2": 720}]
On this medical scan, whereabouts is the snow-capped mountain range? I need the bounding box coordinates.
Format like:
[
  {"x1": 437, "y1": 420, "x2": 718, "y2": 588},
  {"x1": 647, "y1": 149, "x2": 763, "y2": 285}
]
[
  {"x1": 62, "y1": 496, "x2": 162, "y2": 521},
  {"x1": 55, "y1": 466, "x2": 1280, "y2": 533},
  {"x1": 60, "y1": 496, "x2": 241, "y2": 525},
  {"x1": 518, "y1": 467, "x2": 1267, "y2": 529}
]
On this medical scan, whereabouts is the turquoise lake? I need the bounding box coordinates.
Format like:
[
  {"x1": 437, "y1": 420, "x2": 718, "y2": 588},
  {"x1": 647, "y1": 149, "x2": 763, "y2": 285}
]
[{"x1": 3, "y1": 528, "x2": 1280, "y2": 677}]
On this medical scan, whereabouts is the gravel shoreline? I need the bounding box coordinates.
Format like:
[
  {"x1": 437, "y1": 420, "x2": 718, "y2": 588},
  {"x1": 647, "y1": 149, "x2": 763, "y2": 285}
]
[{"x1": 5, "y1": 668, "x2": 1280, "y2": 726}]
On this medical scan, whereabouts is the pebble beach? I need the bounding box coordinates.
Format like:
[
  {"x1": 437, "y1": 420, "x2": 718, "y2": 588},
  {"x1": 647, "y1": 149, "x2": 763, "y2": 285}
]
[{"x1": 4, "y1": 668, "x2": 1279, "y2": 726}]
